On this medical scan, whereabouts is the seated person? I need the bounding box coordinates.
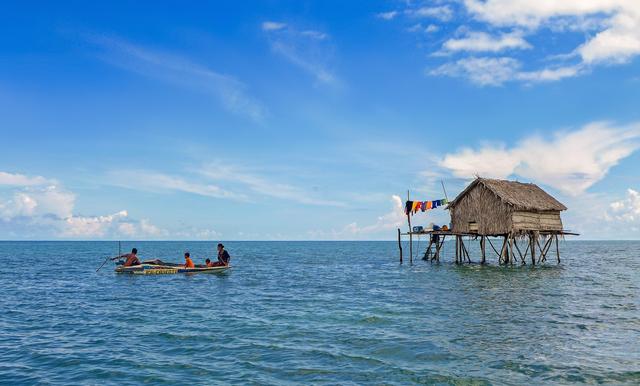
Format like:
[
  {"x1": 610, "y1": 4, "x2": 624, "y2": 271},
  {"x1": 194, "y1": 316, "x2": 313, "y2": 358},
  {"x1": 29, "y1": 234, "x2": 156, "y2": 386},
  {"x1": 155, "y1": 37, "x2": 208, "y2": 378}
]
[
  {"x1": 113, "y1": 248, "x2": 140, "y2": 267},
  {"x1": 183, "y1": 252, "x2": 195, "y2": 268},
  {"x1": 208, "y1": 243, "x2": 231, "y2": 267}
]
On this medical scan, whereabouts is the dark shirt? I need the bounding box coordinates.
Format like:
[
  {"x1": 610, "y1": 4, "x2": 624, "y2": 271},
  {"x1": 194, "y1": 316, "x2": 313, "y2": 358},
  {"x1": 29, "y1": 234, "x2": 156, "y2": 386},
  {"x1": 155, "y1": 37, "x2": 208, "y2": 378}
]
[{"x1": 218, "y1": 250, "x2": 230, "y2": 264}]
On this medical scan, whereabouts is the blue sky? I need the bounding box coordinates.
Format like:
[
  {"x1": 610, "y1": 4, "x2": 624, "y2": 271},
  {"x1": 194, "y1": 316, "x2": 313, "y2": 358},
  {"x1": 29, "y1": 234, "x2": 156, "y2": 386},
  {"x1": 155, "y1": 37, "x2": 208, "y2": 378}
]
[{"x1": 1, "y1": 1, "x2": 639, "y2": 240}]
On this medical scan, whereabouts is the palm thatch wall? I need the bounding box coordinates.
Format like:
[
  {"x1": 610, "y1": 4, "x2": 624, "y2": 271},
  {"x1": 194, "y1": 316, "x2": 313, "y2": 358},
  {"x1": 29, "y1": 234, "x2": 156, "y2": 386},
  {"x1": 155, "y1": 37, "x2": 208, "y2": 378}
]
[{"x1": 449, "y1": 178, "x2": 566, "y2": 236}]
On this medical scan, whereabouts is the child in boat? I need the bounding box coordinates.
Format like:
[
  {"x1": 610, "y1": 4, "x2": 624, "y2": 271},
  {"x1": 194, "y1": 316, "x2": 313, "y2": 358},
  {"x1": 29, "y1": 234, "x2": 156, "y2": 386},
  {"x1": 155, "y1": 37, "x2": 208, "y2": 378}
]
[{"x1": 183, "y1": 252, "x2": 195, "y2": 268}]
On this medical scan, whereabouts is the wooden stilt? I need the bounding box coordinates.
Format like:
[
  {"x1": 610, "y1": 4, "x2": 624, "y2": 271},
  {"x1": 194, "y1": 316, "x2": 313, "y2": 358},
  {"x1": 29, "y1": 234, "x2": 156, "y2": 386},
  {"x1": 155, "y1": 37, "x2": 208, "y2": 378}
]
[
  {"x1": 481, "y1": 236, "x2": 486, "y2": 264},
  {"x1": 397, "y1": 228, "x2": 403, "y2": 264},
  {"x1": 538, "y1": 236, "x2": 553, "y2": 263},
  {"x1": 455, "y1": 236, "x2": 460, "y2": 264},
  {"x1": 555, "y1": 234, "x2": 560, "y2": 264},
  {"x1": 460, "y1": 236, "x2": 470, "y2": 263},
  {"x1": 423, "y1": 239, "x2": 433, "y2": 261},
  {"x1": 513, "y1": 238, "x2": 526, "y2": 265},
  {"x1": 499, "y1": 236, "x2": 508, "y2": 265},
  {"x1": 508, "y1": 234, "x2": 514, "y2": 265},
  {"x1": 530, "y1": 232, "x2": 536, "y2": 266},
  {"x1": 487, "y1": 237, "x2": 501, "y2": 258},
  {"x1": 434, "y1": 235, "x2": 445, "y2": 262},
  {"x1": 407, "y1": 191, "x2": 412, "y2": 265}
]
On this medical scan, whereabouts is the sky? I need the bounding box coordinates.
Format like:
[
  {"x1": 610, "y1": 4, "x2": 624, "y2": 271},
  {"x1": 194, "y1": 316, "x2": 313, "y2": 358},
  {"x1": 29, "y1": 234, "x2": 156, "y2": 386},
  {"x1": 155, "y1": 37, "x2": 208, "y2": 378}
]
[{"x1": 0, "y1": 0, "x2": 639, "y2": 240}]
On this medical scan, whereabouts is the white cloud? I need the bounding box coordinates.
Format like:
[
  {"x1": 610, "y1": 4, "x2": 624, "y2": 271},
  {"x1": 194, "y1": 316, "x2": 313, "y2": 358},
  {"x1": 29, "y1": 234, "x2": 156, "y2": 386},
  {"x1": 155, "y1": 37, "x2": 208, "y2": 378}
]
[
  {"x1": 429, "y1": 56, "x2": 584, "y2": 85},
  {"x1": 440, "y1": 121, "x2": 640, "y2": 195},
  {"x1": 307, "y1": 195, "x2": 405, "y2": 239},
  {"x1": 0, "y1": 170, "x2": 172, "y2": 239},
  {"x1": 199, "y1": 163, "x2": 345, "y2": 207},
  {"x1": 109, "y1": 170, "x2": 247, "y2": 201},
  {"x1": 108, "y1": 163, "x2": 345, "y2": 207},
  {"x1": 441, "y1": 31, "x2": 531, "y2": 53},
  {"x1": 0, "y1": 172, "x2": 52, "y2": 187},
  {"x1": 609, "y1": 189, "x2": 640, "y2": 222},
  {"x1": 409, "y1": 6, "x2": 454, "y2": 22},
  {"x1": 430, "y1": 57, "x2": 521, "y2": 86},
  {"x1": 377, "y1": 11, "x2": 399, "y2": 20},
  {"x1": 382, "y1": 1, "x2": 640, "y2": 85},
  {"x1": 463, "y1": 0, "x2": 640, "y2": 67},
  {"x1": 87, "y1": 34, "x2": 266, "y2": 121},
  {"x1": 63, "y1": 210, "x2": 129, "y2": 237},
  {"x1": 262, "y1": 22, "x2": 338, "y2": 85},
  {"x1": 426, "y1": 24, "x2": 440, "y2": 33},
  {"x1": 300, "y1": 30, "x2": 328, "y2": 40},
  {"x1": 261, "y1": 21, "x2": 287, "y2": 31}
]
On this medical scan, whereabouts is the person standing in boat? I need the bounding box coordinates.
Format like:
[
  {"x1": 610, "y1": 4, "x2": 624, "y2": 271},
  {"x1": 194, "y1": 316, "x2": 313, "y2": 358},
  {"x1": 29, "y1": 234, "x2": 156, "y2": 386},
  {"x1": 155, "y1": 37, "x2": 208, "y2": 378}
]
[
  {"x1": 183, "y1": 252, "x2": 195, "y2": 268},
  {"x1": 207, "y1": 243, "x2": 230, "y2": 267},
  {"x1": 112, "y1": 248, "x2": 140, "y2": 267}
]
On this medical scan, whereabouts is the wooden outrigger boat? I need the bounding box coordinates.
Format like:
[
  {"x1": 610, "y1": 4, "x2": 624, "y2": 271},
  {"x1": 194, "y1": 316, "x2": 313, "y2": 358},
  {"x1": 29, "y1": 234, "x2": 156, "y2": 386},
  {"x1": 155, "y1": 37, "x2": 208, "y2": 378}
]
[{"x1": 115, "y1": 260, "x2": 230, "y2": 275}]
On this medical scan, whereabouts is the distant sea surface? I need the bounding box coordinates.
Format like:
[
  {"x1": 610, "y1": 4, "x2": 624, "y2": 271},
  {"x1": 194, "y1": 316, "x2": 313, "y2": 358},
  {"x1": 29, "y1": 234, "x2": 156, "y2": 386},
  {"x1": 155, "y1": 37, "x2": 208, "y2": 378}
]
[{"x1": 0, "y1": 240, "x2": 638, "y2": 385}]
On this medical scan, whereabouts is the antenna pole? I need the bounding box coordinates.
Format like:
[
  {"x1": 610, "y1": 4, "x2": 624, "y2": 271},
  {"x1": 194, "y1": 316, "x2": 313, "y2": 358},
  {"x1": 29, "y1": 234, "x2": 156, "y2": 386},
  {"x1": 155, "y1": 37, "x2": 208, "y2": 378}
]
[{"x1": 441, "y1": 180, "x2": 449, "y2": 202}]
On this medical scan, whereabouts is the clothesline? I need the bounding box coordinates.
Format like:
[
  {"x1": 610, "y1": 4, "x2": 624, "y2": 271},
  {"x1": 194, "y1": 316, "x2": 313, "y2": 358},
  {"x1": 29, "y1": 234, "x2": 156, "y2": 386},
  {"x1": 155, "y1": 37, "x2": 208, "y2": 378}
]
[{"x1": 404, "y1": 199, "x2": 448, "y2": 215}]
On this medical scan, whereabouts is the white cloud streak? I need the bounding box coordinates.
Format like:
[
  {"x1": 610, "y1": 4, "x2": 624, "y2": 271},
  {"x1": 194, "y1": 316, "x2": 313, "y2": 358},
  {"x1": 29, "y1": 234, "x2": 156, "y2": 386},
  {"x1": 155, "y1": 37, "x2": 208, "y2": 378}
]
[
  {"x1": 440, "y1": 121, "x2": 640, "y2": 196},
  {"x1": 262, "y1": 22, "x2": 338, "y2": 85},
  {"x1": 87, "y1": 34, "x2": 266, "y2": 120},
  {"x1": 441, "y1": 31, "x2": 532, "y2": 53}
]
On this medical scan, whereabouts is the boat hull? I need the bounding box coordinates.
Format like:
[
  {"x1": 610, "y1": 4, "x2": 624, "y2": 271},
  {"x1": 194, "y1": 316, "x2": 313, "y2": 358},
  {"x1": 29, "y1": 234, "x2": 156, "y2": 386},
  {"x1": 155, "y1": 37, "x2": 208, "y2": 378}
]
[{"x1": 115, "y1": 263, "x2": 230, "y2": 275}]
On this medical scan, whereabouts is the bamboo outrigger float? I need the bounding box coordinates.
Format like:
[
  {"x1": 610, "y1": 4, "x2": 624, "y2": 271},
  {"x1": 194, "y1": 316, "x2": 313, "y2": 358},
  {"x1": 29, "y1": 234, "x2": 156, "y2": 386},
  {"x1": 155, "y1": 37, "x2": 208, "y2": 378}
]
[{"x1": 398, "y1": 178, "x2": 578, "y2": 265}]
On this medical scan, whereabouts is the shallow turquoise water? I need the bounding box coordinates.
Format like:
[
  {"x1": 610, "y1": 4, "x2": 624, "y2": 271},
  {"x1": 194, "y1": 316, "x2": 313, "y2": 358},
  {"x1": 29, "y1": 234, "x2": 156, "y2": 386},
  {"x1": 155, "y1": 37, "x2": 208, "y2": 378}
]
[{"x1": 0, "y1": 240, "x2": 638, "y2": 385}]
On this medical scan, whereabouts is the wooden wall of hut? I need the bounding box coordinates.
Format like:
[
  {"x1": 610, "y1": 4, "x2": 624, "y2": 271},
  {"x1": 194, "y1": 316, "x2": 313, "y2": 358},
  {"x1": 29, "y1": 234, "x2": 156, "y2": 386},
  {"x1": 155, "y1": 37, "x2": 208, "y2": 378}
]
[
  {"x1": 512, "y1": 211, "x2": 563, "y2": 231},
  {"x1": 450, "y1": 183, "x2": 513, "y2": 235}
]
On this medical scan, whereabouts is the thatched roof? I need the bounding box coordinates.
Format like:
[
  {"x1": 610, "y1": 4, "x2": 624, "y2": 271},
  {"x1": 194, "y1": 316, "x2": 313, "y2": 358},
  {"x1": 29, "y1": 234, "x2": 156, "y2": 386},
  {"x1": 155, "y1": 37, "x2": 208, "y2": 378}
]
[{"x1": 449, "y1": 178, "x2": 567, "y2": 211}]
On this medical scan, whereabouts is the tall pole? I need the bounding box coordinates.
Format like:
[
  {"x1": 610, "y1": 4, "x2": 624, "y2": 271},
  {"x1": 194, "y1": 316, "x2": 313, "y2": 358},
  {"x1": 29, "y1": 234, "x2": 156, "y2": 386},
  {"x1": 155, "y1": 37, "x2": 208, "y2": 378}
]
[
  {"x1": 407, "y1": 190, "x2": 413, "y2": 264},
  {"x1": 398, "y1": 228, "x2": 403, "y2": 264}
]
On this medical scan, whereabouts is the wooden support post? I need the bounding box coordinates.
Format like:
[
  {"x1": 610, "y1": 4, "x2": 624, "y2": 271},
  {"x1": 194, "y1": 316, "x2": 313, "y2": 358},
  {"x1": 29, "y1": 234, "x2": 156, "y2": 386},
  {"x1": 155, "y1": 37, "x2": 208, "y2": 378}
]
[
  {"x1": 481, "y1": 236, "x2": 486, "y2": 264},
  {"x1": 513, "y1": 238, "x2": 526, "y2": 265},
  {"x1": 530, "y1": 232, "x2": 536, "y2": 266},
  {"x1": 434, "y1": 235, "x2": 445, "y2": 262},
  {"x1": 460, "y1": 236, "x2": 469, "y2": 263},
  {"x1": 407, "y1": 191, "x2": 412, "y2": 265},
  {"x1": 555, "y1": 234, "x2": 560, "y2": 264},
  {"x1": 487, "y1": 237, "x2": 501, "y2": 259},
  {"x1": 508, "y1": 234, "x2": 514, "y2": 265},
  {"x1": 464, "y1": 238, "x2": 471, "y2": 263},
  {"x1": 454, "y1": 236, "x2": 459, "y2": 264},
  {"x1": 397, "y1": 228, "x2": 403, "y2": 264},
  {"x1": 423, "y1": 239, "x2": 433, "y2": 261},
  {"x1": 499, "y1": 236, "x2": 508, "y2": 265},
  {"x1": 538, "y1": 236, "x2": 553, "y2": 263}
]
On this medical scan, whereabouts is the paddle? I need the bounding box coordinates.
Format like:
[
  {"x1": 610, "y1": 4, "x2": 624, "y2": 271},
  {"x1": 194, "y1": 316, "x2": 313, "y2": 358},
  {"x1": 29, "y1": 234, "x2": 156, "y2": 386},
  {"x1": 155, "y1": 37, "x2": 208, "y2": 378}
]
[{"x1": 96, "y1": 256, "x2": 112, "y2": 272}]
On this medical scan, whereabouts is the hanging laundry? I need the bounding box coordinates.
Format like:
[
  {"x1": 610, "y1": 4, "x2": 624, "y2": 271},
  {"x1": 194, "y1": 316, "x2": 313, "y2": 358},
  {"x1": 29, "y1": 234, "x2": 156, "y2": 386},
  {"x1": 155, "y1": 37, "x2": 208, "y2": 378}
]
[
  {"x1": 420, "y1": 201, "x2": 426, "y2": 212},
  {"x1": 411, "y1": 201, "x2": 419, "y2": 213},
  {"x1": 405, "y1": 201, "x2": 413, "y2": 215}
]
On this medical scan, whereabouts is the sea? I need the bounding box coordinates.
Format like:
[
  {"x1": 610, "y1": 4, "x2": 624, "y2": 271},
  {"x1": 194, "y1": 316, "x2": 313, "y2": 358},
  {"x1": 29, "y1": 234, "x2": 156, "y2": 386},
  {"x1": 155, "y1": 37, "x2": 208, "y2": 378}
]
[{"x1": 0, "y1": 240, "x2": 638, "y2": 385}]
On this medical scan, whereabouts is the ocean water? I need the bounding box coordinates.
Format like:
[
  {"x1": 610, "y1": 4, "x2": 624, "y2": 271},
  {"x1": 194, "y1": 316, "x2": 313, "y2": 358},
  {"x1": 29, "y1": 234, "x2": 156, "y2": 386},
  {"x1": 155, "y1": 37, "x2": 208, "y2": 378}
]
[{"x1": 0, "y1": 240, "x2": 638, "y2": 385}]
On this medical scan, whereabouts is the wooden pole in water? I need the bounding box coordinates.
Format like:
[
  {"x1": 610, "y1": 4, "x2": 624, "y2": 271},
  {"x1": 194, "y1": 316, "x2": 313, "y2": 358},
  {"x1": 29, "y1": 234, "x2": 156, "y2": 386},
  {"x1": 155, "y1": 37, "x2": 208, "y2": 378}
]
[
  {"x1": 407, "y1": 190, "x2": 413, "y2": 265},
  {"x1": 508, "y1": 234, "x2": 514, "y2": 265},
  {"x1": 530, "y1": 232, "x2": 536, "y2": 266},
  {"x1": 555, "y1": 234, "x2": 560, "y2": 264},
  {"x1": 481, "y1": 236, "x2": 486, "y2": 264},
  {"x1": 397, "y1": 228, "x2": 403, "y2": 264}
]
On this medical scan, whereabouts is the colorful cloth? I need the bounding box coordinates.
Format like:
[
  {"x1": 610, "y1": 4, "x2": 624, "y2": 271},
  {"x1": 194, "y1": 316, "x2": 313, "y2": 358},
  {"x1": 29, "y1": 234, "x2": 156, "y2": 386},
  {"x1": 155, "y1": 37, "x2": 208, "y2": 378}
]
[{"x1": 405, "y1": 201, "x2": 413, "y2": 215}]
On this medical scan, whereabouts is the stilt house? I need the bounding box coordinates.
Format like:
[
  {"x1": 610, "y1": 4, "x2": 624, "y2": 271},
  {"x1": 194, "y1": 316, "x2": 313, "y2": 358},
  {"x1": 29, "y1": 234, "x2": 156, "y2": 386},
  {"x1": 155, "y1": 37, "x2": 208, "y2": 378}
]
[{"x1": 448, "y1": 177, "x2": 566, "y2": 236}]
